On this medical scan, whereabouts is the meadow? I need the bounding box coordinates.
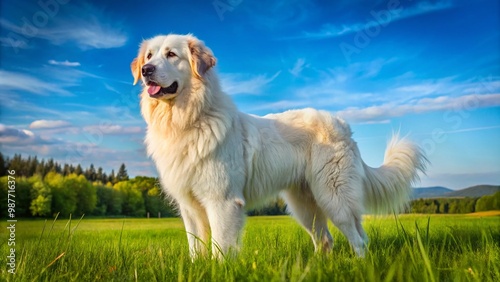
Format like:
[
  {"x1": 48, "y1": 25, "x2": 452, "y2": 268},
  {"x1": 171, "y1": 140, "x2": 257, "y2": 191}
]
[{"x1": 1, "y1": 213, "x2": 499, "y2": 281}]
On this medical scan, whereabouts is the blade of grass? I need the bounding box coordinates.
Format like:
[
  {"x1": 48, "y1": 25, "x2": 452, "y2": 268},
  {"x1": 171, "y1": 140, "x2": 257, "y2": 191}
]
[{"x1": 416, "y1": 223, "x2": 435, "y2": 282}]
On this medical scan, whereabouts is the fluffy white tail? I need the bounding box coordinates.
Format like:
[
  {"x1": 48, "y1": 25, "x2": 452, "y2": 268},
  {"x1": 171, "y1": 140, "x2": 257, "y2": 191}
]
[{"x1": 363, "y1": 135, "x2": 427, "y2": 214}]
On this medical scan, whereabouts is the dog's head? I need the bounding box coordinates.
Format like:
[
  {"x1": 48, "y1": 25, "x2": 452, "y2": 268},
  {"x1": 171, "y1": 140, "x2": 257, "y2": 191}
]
[{"x1": 131, "y1": 34, "x2": 216, "y2": 100}]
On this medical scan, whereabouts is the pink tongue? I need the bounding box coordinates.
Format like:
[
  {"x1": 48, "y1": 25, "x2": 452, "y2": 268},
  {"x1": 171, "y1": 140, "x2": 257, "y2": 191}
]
[{"x1": 148, "y1": 84, "x2": 161, "y2": 95}]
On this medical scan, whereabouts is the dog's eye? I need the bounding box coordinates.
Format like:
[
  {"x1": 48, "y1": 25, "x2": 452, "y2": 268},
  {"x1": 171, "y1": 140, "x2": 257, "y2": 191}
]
[
  {"x1": 147, "y1": 53, "x2": 152, "y2": 60},
  {"x1": 167, "y1": 51, "x2": 176, "y2": 58}
]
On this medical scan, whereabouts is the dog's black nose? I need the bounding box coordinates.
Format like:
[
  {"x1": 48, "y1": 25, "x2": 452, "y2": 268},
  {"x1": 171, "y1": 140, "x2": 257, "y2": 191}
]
[{"x1": 142, "y1": 64, "x2": 155, "y2": 77}]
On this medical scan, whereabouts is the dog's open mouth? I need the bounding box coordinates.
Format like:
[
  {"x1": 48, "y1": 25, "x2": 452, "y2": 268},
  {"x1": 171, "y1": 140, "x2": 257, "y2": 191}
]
[{"x1": 147, "y1": 81, "x2": 178, "y2": 98}]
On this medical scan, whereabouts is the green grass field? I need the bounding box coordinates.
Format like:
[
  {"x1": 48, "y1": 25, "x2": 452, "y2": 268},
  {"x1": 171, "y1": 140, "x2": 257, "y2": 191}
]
[{"x1": 1, "y1": 213, "x2": 499, "y2": 281}]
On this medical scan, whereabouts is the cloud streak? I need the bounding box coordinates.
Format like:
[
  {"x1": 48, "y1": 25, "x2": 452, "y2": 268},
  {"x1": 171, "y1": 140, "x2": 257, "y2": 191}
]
[
  {"x1": 283, "y1": 0, "x2": 453, "y2": 40},
  {"x1": 0, "y1": 123, "x2": 152, "y2": 177},
  {"x1": 0, "y1": 70, "x2": 73, "y2": 96},
  {"x1": 220, "y1": 71, "x2": 281, "y2": 95},
  {"x1": 83, "y1": 125, "x2": 143, "y2": 135},
  {"x1": 337, "y1": 93, "x2": 500, "y2": 123},
  {"x1": 0, "y1": 2, "x2": 127, "y2": 50},
  {"x1": 289, "y1": 58, "x2": 308, "y2": 77},
  {"x1": 46, "y1": 18, "x2": 127, "y2": 50},
  {"x1": 48, "y1": 60, "x2": 81, "y2": 67},
  {"x1": 0, "y1": 124, "x2": 55, "y2": 146},
  {"x1": 30, "y1": 120, "x2": 71, "y2": 129}
]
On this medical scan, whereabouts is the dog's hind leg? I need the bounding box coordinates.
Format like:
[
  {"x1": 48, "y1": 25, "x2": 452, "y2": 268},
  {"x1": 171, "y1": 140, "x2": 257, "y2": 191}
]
[
  {"x1": 281, "y1": 183, "x2": 334, "y2": 252},
  {"x1": 312, "y1": 184, "x2": 368, "y2": 256},
  {"x1": 310, "y1": 145, "x2": 368, "y2": 256}
]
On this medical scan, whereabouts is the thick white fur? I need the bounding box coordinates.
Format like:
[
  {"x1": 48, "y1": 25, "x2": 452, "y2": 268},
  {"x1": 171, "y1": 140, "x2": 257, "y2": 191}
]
[{"x1": 132, "y1": 34, "x2": 427, "y2": 258}]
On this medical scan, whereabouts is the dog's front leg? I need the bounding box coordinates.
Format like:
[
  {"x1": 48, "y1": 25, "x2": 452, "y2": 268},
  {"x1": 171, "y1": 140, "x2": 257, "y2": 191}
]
[
  {"x1": 205, "y1": 197, "x2": 246, "y2": 259},
  {"x1": 179, "y1": 200, "x2": 210, "y2": 259}
]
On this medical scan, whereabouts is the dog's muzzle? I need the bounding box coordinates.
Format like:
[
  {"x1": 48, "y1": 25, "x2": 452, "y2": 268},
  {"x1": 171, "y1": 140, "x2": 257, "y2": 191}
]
[
  {"x1": 147, "y1": 81, "x2": 178, "y2": 98},
  {"x1": 141, "y1": 64, "x2": 179, "y2": 98}
]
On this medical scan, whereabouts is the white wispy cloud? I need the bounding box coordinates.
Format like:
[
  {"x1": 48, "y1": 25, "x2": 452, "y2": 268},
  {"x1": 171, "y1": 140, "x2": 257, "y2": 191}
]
[
  {"x1": 49, "y1": 19, "x2": 127, "y2": 50},
  {"x1": 286, "y1": 62, "x2": 500, "y2": 112},
  {"x1": 83, "y1": 125, "x2": 143, "y2": 135},
  {"x1": 104, "y1": 83, "x2": 121, "y2": 94},
  {"x1": 289, "y1": 58, "x2": 309, "y2": 77},
  {"x1": 0, "y1": 70, "x2": 73, "y2": 96},
  {"x1": 48, "y1": 60, "x2": 81, "y2": 67},
  {"x1": 220, "y1": 71, "x2": 281, "y2": 95},
  {"x1": 0, "y1": 35, "x2": 30, "y2": 49},
  {"x1": 283, "y1": 0, "x2": 453, "y2": 40},
  {"x1": 282, "y1": 59, "x2": 389, "y2": 106},
  {"x1": 0, "y1": 124, "x2": 33, "y2": 143},
  {"x1": 337, "y1": 93, "x2": 500, "y2": 123},
  {"x1": 325, "y1": 59, "x2": 389, "y2": 83},
  {"x1": 0, "y1": 3, "x2": 127, "y2": 50},
  {"x1": 393, "y1": 76, "x2": 500, "y2": 102},
  {"x1": 438, "y1": 125, "x2": 500, "y2": 135},
  {"x1": 29, "y1": 120, "x2": 71, "y2": 129},
  {"x1": 0, "y1": 92, "x2": 69, "y2": 119},
  {"x1": 415, "y1": 125, "x2": 500, "y2": 137},
  {"x1": 36, "y1": 64, "x2": 101, "y2": 86},
  {"x1": 0, "y1": 124, "x2": 54, "y2": 145},
  {"x1": 249, "y1": 88, "x2": 500, "y2": 123},
  {"x1": 0, "y1": 123, "x2": 152, "y2": 177},
  {"x1": 250, "y1": 99, "x2": 311, "y2": 112}
]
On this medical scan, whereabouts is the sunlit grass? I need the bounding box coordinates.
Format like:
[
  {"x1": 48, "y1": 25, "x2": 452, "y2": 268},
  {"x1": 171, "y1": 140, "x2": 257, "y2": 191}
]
[{"x1": 1, "y1": 214, "x2": 499, "y2": 281}]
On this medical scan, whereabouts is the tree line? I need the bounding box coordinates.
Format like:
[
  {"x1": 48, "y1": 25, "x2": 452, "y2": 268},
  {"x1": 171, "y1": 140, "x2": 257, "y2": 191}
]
[
  {"x1": 0, "y1": 153, "x2": 129, "y2": 184},
  {"x1": 0, "y1": 153, "x2": 176, "y2": 218},
  {"x1": 410, "y1": 193, "x2": 500, "y2": 214},
  {"x1": 0, "y1": 172, "x2": 177, "y2": 218}
]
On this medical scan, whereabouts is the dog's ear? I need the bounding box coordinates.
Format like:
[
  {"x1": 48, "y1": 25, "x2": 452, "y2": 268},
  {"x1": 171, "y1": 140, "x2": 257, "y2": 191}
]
[
  {"x1": 188, "y1": 37, "x2": 216, "y2": 79},
  {"x1": 131, "y1": 42, "x2": 147, "y2": 85}
]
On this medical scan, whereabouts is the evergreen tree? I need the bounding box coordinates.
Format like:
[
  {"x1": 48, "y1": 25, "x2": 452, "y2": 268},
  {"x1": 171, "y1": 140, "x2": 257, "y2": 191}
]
[
  {"x1": 87, "y1": 164, "x2": 97, "y2": 182},
  {"x1": 109, "y1": 169, "x2": 116, "y2": 184},
  {"x1": 69, "y1": 164, "x2": 75, "y2": 174},
  {"x1": 54, "y1": 162, "x2": 62, "y2": 174},
  {"x1": 96, "y1": 167, "x2": 104, "y2": 183},
  {"x1": 28, "y1": 156, "x2": 38, "y2": 176},
  {"x1": 24, "y1": 156, "x2": 32, "y2": 176},
  {"x1": 116, "y1": 163, "x2": 129, "y2": 182},
  {"x1": 8, "y1": 154, "x2": 23, "y2": 175},
  {"x1": 75, "y1": 164, "x2": 83, "y2": 175},
  {"x1": 0, "y1": 152, "x2": 6, "y2": 176},
  {"x1": 47, "y1": 158, "x2": 55, "y2": 172},
  {"x1": 35, "y1": 160, "x2": 44, "y2": 176},
  {"x1": 63, "y1": 164, "x2": 70, "y2": 176}
]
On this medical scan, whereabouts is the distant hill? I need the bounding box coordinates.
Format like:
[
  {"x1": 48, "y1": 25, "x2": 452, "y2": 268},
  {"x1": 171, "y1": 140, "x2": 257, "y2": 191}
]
[
  {"x1": 413, "y1": 185, "x2": 500, "y2": 199},
  {"x1": 412, "y1": 186, "x2": 453, "y2": 199},
  {"x1": 443, "y1": 185, "x2": 500, "y2": 198}
]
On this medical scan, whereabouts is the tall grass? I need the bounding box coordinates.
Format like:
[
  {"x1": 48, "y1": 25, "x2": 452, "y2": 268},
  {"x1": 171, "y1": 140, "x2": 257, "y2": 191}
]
[{"x1": 1, "y1": 214, "x2": 499, "y2": 281}]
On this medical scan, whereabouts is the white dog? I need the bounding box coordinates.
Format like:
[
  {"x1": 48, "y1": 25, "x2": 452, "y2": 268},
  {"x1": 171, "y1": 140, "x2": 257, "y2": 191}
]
[{"x1": 131, "y1": 34, "x2": 426, "y2": 258}]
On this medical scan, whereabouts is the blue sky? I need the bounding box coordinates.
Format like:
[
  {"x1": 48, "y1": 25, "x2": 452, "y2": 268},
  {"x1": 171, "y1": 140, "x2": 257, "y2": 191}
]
[{"x1": 0, "y1": 0, "x2": 499, "y2": 189}]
